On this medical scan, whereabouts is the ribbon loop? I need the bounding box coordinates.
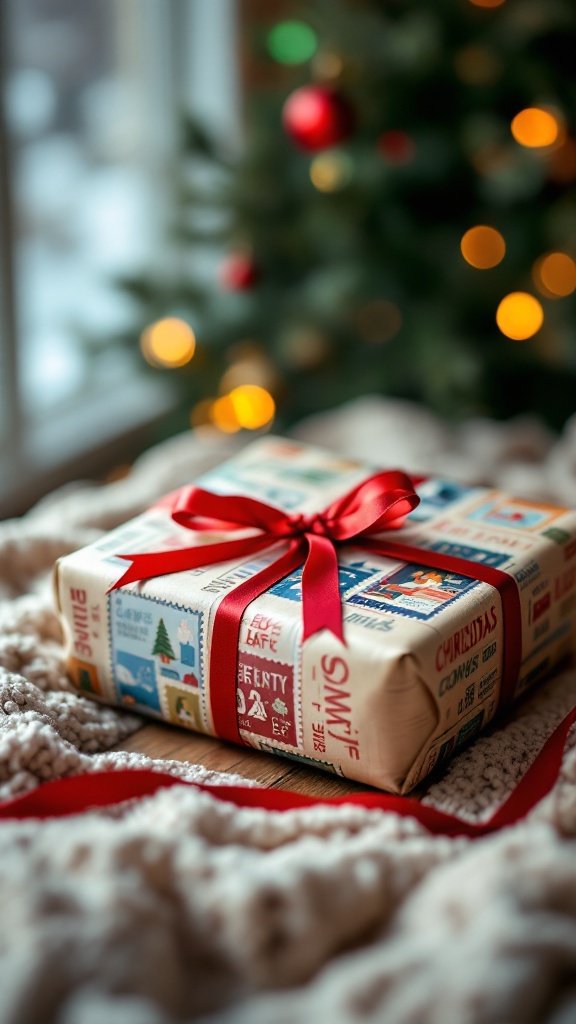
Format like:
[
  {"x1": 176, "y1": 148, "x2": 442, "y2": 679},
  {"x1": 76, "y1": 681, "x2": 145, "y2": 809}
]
[{"x1": 110, "y1": 469, "x2": 419, "y2": 646}]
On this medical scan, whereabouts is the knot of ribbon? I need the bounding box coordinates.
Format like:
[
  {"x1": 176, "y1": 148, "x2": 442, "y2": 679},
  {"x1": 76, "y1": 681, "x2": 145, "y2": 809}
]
[{"x1": 110, "y1": 469, "x2": 419, "y2": 643}]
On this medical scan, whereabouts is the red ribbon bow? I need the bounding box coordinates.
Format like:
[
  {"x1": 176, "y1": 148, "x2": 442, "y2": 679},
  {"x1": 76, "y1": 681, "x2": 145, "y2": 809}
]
[{"x1": 110, "y1": 469, "x2": 419, "y2": 643}]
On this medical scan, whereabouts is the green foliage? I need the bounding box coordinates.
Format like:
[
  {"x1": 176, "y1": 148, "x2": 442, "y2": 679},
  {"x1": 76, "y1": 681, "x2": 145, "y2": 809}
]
[{"x1": 123, "y1": 0, "x2": 576, "y2": 430}]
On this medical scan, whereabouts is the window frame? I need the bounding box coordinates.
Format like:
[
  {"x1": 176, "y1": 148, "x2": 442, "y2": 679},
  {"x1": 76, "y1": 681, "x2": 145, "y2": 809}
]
[{"x1": 0, "y1": 0, "x2": 240, "y2": 518}]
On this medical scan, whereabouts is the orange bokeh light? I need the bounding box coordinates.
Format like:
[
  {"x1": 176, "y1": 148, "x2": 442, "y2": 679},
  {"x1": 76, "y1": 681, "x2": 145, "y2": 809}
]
[
  {"x1": 229, "y1": 385, "x2": 275, "y2": 430},
  {"x1": 461, "y1": 226, "x2": 506, "y2": 269},
  {"x1": 511, "y1": 108, "x2": 560, "y2": 149},
  {"x1": 496, "y1": 292, "x2": 543, "y2": 340},
  {"x1": 140, "y1": 318, "x2": 196, "y2": 368},
  {"x1": 534, "y1": 253, "x2": 576, "y2": 298}
]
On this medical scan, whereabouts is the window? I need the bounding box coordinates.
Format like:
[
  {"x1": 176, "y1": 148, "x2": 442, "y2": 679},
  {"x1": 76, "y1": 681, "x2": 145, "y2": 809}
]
[{"x1": 0, "y1": 0, "x2": 239, "y2": 516}]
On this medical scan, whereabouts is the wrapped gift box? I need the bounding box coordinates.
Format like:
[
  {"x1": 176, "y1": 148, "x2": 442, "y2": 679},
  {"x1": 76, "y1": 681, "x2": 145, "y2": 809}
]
[{"x1": 54, "y1": 437, "x2": 576, "y2": 793}]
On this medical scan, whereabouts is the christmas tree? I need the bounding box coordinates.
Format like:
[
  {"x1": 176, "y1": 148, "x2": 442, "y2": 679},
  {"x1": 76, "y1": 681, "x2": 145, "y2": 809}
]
[
  {"x1": 120, "y1": 0, "x2": 576, "y2": 432},
  {"x1": 152, "y1": 619, "x2": 176, "y2": 662}
]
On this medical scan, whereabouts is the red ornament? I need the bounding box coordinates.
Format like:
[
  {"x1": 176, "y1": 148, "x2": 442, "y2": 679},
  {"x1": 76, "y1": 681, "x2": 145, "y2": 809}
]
[
  {"x1": 282, "y1": 86, "x2": 355, "y2": 151},
  {"x1": 219, "y1": 253, "x2": 258, "y2": 290},
  {"x1": 378, "y1": 130, "x2": 416, "y2": 165}
]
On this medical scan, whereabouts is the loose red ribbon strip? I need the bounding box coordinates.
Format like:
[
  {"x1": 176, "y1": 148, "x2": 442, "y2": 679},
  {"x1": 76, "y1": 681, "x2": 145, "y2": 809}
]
[{"x1": 1, "y1": 696, "x2": 575, "y2": 836}]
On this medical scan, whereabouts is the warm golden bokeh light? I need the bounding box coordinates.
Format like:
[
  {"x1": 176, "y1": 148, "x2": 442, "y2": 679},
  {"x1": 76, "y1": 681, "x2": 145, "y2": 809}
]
[
  {"x1": 496, "y1": 292, "x2": 544, "y2": 340},
  {"x1": 312, "y1": 51, "x2": 344, "y2": 80},
  {"x1": 210, "y1": 395, "x2": 241, "y2": 433},
  {"x1": 310, "y1": 151, "x2": 353, "y2": 191},
  {"x1": 229, "y1": 385, "x2": 276, "y2": 430},
  {"x1": 140, "y1": 318, "x2": 196, "y2": 368},
  {"x1": 511, "y1": 108, "x2": 560, "y2": 149},
  {"x1": 356, "y1": 300, "x2": 403, "y2": 343},
  {"x1": 453, "y1": 46, "x2": 502, "y2": 86},
  {"x1": 468, "y1": 0, "x2": 506, "y2": 7},
  {"x1": 461, "y1": 226, "x2": 506, "y2": 269},
  {"x1": 219, "y1": 354, "x2": 278, "y2": 396},
  {"x1": 534, "y1": 253, "x2": 576, "y2": 298},
  {"x1": 190, "y1": 399, "x2": 214, "y2": 428},
  {"x1": 281, "y1": 327, "x2": 329, "y2": 369}
]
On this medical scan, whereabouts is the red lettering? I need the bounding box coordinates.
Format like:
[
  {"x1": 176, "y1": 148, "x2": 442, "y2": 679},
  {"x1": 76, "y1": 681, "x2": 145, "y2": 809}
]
[
  {"x1": 320, "y1": 654, "x2": 349, "y2": 686},
  {"x1": 436, "y1": 605, "x2": 498, "y2": 670}
]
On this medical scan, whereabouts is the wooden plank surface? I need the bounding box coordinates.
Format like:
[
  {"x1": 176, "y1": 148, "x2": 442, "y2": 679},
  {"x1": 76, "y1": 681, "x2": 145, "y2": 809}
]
[{"x1": 114, "y1": 722, "x2": 373, "y2": 797}]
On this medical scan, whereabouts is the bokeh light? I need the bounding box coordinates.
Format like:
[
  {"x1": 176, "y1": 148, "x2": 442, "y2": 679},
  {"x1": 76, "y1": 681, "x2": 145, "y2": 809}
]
[
  {"x1": 533, "y1": 253, "x2": 576, "y2": 298},
  {"x1": 496, "y1": 292, "x2": 543, "y2": 340},
  {"x1": 461, "y1": 226, "x2": 506, "y2": 269},
  {"x1": 378, "y1": 130, "x2": 416, "y2": 166},
  {"x1": 210, "y1": 395, "x2": 241, "y2": 433},
  {"x1": 310, "y1": 150, "x2": 353, "y2": 191},
  {"x1": 219, "y1": 351, "x2": 279, "y2": 396},
  {"x1": 229, "y1": 385, "x2": 276, "y2": 430},
  {"x1": 190, "y1": 399, "x2": 213, "y2": 428},
  {"x1": 511, "y1": 108, "x2": 560, "y2": 148},
  {"x1": 356, "y1": 300, "x2": 403, "y2": 343},
  {"x1": 312, "y1": 51, "x2": 344, "y2": 81},
  {"x1": 453, "y1": 46, "x2": 502, "y2": 86},
  {"x1": 267, "y1": 21, "x2": 317, "y2": 65},
  {"x1": 140, "y1": 318, "x2": 196, "y2": 368},
  {"x1": 281, "y1": 327, "x2": 329, "y2": 369},
  {"x1": 468, "y1": 0, "x2": 506, "y2": 7}
]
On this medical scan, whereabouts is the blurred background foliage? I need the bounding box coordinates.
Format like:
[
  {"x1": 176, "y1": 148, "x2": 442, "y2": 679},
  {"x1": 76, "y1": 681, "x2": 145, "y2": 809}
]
[{"x1": 115, "y1": 0, "x2": 576, "y2": 435}]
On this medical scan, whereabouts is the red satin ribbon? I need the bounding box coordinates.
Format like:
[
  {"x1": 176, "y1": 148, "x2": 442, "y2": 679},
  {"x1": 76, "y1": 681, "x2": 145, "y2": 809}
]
[
  {"x1": 109, "y1": 471, "x2": 524, "y2": 746},
  {"x1": 1, "y1": 696, "x2": 575, "y2": 835},
  {"x1": 109, "y1": 470, "x2": 419, "y2": 644}
]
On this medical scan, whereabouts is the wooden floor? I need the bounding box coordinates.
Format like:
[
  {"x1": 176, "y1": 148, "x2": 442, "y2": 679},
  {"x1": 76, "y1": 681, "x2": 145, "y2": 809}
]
[{"x1": 115, "y1": 722, "x2": 372, "y2": 798}]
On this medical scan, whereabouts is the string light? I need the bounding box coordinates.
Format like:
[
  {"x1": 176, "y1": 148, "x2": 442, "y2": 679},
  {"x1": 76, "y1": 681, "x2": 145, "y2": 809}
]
[
  {"x1": 533, "y1": 253, "x2": 576, "y2": 298},
  {"x1": 140, "y1": 318, "x2": 196, "y2": 368},
  {"x1": 511, "y1": 108, "x2": 560, "y2": 149},
  {"x1": 267, "y1": 21, "x2": 317, "y2": 65},
  {"x1": 453, "y1": 46, "x2": 502, "y2": 85},
  {"x1": 378, "y1": 131, "x2": 416, "y2": 166},
  {"x1": 312, "y1": 52, "x2": 344, "y2": 81},
  {"x1": 280, "y1": 327, "x2": 329, "y2": 369},
  {"x1": 190, "y1": 399, "x2": 213, "y2": 428},
  {"x1": 460, "y1": 226, "x2": 506, "y2": 269},
  {"x1": 210, "y1": 396, "x2": 241, "y2": 433},
  {"x1": 310, "y1": 150, "x2": 353, "y2": 191},
  {"x1": 356, "y1": 301, "x2": 403, "y2": 343},
  {"x1": 496, "y1": 293, "x2": 543, "y2": 340},
  {"x1": 229, "y1": 385, "x2": 275, "y2": 430}
]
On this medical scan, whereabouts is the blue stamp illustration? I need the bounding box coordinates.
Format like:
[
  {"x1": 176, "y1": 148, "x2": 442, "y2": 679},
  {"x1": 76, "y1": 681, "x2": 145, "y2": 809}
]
[
  {"x1": 411, "y1": 479, "x2": 478, "y2": 523},
  {"x1": 109, "y1": 591, "x2": 202, "y2": 712},
  {"x1": 347, "y1": 563, "x2": 477, "y2": 620},
  {"x1": 466, "y1": 497, "x2": 563, "y2": 531},
  {"x1": 426, "y1": 540, "x2": 510, "y2": 569},
  {"x1": 115, "y1": 650, "x2": 160, "y2": 712},
  {"x1": 269, "y1": 561, "x2": 377, "y2": 603}
]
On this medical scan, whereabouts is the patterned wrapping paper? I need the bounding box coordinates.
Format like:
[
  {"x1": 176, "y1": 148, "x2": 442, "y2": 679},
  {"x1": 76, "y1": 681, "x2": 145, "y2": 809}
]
[{"x1": 54, "y1": 437, "x2": 576, "y2": 793}]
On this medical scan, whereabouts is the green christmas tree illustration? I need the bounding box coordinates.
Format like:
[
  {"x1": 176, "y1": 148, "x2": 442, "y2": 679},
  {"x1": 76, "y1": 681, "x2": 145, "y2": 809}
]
[{"x1": 152, "y1": 618, "x2": 176, "y2": 661}]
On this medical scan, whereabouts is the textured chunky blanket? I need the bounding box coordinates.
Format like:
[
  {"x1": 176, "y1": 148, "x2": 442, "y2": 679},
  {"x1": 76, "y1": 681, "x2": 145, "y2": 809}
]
[{"x1": 2, "y1": 397, "x2": 576, "y2": 1024}]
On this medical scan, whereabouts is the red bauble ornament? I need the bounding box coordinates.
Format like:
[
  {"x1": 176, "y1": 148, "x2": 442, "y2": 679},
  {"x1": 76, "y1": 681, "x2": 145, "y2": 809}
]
[
  {"x1": 282, "y1": 86, "x2": 355, "y2": 151},
  {"x1": 377, "y1": 130, "x2": 416, "y2": 165},
  {"x1": 219, "y1": 253, "x2": 258, "y2": 290}
]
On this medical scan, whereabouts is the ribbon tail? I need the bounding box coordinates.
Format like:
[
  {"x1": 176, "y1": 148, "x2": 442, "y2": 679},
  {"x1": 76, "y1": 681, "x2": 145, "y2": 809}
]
[
  {"x1": 107, "y1": 535, "x2": 274, "y2": 593},
  {"x1": 301, "y1": 534, "x2": 344, "y2": 643}
]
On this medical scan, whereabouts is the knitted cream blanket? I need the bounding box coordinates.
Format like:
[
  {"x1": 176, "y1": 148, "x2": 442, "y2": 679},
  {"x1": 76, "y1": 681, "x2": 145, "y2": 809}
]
[{"x1": 2, "y1": 397, "x2": 576, "y2": 1024}]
